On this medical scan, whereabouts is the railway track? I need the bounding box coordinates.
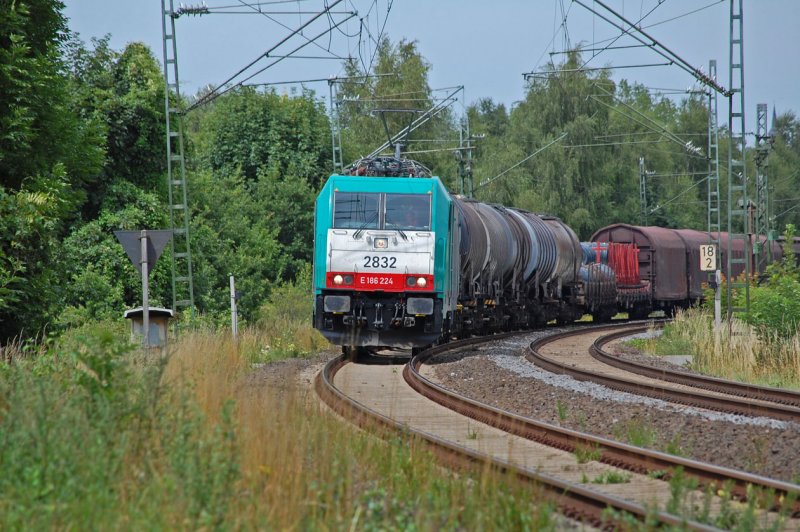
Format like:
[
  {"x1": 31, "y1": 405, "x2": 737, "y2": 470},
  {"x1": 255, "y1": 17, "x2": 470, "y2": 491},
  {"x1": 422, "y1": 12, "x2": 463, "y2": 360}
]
[
  {"x1": 315, "y1": 324, "x2": 800, "y2": 528},
  {"x1": 590, "y1": 325, "x2": 800, "y2": 409},
  {"x1": 529, "y1": 324, "x2": 800, "y2": 422}
]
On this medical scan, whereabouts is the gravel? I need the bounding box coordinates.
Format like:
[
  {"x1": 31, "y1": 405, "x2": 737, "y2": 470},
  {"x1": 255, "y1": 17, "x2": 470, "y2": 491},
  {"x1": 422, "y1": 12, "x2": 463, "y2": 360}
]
[{"x1": 427, "y1": 332, "x2": 800, "y2": 482}]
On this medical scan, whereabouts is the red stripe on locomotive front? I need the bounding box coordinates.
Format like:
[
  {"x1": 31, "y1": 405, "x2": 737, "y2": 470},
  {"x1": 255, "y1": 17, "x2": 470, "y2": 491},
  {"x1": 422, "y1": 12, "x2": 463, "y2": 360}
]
[{"x1": 325, "y1": 272, "x2": 434, "y2": 292}]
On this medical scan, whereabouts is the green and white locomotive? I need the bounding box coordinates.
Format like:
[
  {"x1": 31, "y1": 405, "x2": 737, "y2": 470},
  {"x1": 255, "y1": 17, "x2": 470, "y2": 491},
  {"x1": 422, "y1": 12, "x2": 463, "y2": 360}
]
[{"x1": 312, "y1": 168, "x2": 459, "y2": 351}]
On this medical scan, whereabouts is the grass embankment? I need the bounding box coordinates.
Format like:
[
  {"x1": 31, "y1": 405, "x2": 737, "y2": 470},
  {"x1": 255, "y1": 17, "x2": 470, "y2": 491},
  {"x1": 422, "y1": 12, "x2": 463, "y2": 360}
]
[
  {"x1": 630, "y1": 308, "x2": 800, "y2": 389},
  {"x1": 0, "y1": 296, "x2": 555, "y2": 529}
]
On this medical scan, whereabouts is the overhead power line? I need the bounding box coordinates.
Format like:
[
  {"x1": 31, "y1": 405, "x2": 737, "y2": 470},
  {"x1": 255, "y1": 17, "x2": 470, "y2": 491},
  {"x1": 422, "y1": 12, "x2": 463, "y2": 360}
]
[
  {"x1": 236, "y1": 0, "x2": 348, "y2": 60},
  {"x1": 548, "y1": 43, "x2": 652, "y2": 56},
  {"x1": 590, "y1": 83, "x2": 706, "y2": 159},
  {"x1": 525, "y1": 61, "x2": 672, "y2": 78},
  {"x1": 366, "y1": 85, "x2": 464, "y2": 159},
  {"x1": 187, "y1": 3, "x2": 356, "y2": 111},
  {"x1": 475, "y1": 132, "x2": 568, "y2": 191},
  {"x1": 572, "y1": 0, "x2": 730, "y2": 96}
]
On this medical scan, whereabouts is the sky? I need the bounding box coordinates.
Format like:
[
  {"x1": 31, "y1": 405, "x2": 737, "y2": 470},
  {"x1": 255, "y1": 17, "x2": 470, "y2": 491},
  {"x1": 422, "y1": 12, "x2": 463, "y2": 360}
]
[{"x1": 63, "y1": 0, "x2": 800, "y2": 128}]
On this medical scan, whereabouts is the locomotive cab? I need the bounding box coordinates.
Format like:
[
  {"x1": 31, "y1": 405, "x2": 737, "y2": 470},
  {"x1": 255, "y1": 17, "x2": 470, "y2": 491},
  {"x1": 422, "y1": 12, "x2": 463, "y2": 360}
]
[{"x1": 312, "y1": 174, "x2": 458, "y2": 349}]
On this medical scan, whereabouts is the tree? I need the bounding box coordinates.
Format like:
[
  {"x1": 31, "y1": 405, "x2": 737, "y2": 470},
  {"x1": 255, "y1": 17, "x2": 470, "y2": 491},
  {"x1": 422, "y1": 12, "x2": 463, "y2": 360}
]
[
  {"x1": 336, "y1": 38, "x2": 459, "y2": 183},
  {"x1": 57, "y1": 182, "x2": 172, "y2": 328},
  {"x1": 470, "y1": 52, "x2": 712, "y2": 239},
  {"x1": 191, "y1": 87, "x2": 330, "y2": 188},
  {"x1": 0, "y1": 1, "x2": 106, "y2": 340},
  {"x1": 189, "y1": 170, "x2": 286, "y2": 322},
  {"x1": 64, "y1": 38, "x2": 167, "y2": 216}
]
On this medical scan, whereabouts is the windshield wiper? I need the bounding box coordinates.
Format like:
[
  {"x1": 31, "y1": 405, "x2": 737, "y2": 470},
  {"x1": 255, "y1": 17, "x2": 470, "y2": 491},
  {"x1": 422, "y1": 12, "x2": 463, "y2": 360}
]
[{"x1": 353, "y1": 212, "x2": 378, "y2": 240}]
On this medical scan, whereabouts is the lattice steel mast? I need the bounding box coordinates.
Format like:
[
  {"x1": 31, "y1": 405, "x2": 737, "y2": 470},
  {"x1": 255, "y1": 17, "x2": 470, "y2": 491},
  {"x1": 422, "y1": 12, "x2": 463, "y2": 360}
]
[
  {"x1": 754, "y1": 102, "x2": 773, "y2": 273},
  {"x1": 726, "y1": 0, "x2": 749, "y2": 320},
  {"x1": 328, "y1": 79, "x2": 344, "y2": 174},
  {"x1": 161, "y1": 0, "x2": 195, "y2": 318},
  {"x1": 639, "y1": 157, "x2": 648, "y2": 225},
  {"x1": 707, "y1": 60, "x2": 721, "y2": 241}
]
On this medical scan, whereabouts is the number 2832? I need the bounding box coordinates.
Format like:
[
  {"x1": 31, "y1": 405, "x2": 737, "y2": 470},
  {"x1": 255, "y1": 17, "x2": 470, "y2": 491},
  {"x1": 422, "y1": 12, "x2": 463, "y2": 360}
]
[{"x1": 363, "y1": 256, "x2": 396, "y2": 268}]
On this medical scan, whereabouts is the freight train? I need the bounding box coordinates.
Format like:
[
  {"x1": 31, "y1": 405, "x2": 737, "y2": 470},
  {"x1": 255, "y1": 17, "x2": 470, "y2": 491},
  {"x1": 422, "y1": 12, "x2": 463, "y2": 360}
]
[{"x1": 312, "y1": 159, "x2": 793, "y2": 356}]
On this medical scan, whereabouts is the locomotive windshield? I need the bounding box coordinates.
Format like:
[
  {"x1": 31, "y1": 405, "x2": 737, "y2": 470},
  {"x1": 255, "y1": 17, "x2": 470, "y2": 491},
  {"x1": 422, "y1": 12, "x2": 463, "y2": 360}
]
[
  {"x1": 333, "y1": 192, "x2": 380, "y2": 229},
  {"x1": 385, "y1": 194, "x2": 431, "y2": 230},
  {"x1": 333, "y1": 192, "x2": 431, "y2": 231}
]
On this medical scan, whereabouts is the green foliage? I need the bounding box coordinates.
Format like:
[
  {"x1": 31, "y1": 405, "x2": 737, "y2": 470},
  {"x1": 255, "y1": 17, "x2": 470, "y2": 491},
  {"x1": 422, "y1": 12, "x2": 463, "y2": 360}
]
[
  {"x1": 664, "y1": 434, "x2": 687, "y2": 457},
  {"x1": 574, "y1": 443, "x2": 601, "y2": 464},
  {"x1": 192, "y1": 87, "x2": 330, "y2": 187},
  {"x1": 590, "y1": 470, "x2": 631, "y2": 484},
  {"x1": 470, "y1": 53, "x2": 711, "y2": 238},
  {"x1": 184, "y1": 87, "x2": 332, "y2": 320},
  {"x1": 0, "y1": 1, "x2": 107, "y2": 340},
  {"x1": 766, "y1": 112, "x2": 800, "y2": 230},
  {"x1": 336, "y1": 37, "x2": 458, "y2": 182},
  {"x1": 64, "y1": 37, "x2": 166, "y2": 215},
  {"x1": 2, "y1": 320, "x2": 563, "y2": 530},
  {"x1": 612, "y1": 419, "x2": 658, "y2": 448},
  {"x1": 665, "y1": 467, "x2": 699, "y2": 516},
  {"x1": 745, "y1": 276, "x2": 800, "y2": 339},
  {"x1": 57, "y1": 182, "x2": 171, "y2": 328},
  {"x1": 189, "y1": 169, "x2": 286, "y2": 322},
  {"x1": 744, "y1": 225, "x2": 800, "y2": 339},
  {"x1": 555, "y1": 399, "x2": 568, "y2": 421},
  {"x1": 0, "y1": 325, "x2": 242, "y2": 529},
  {"x1": 0, "y1": 0, "x2": 103, "y2": 193},
  {"x1": 247, "y1": 264, "x2": 326, "y2": 362}
]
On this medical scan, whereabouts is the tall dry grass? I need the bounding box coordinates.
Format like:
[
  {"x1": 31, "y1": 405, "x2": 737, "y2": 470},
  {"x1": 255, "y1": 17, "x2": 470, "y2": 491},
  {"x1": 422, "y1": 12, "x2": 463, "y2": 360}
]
[
  {"x1": 645, "y1": 308, "x2": 800, "y2": 389},
  {"x1": 163, "y1": 329, "x2": 557, "y2": 529}
]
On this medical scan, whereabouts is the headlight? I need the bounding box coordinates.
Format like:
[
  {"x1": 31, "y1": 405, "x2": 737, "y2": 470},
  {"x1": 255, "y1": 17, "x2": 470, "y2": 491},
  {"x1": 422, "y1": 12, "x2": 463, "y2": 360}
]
[
  {"x1": 416, "y1": 277, "x2": 427, "y2": 288},
  {"x1": 406, "y1": 276, "x2": 417, "y2": 287},
  {"x1": 333, "y1": 274, "x2": 344, "y2": 285},
  {"x1": 343, "y1": 274, "x2": 354, "y2": 285}
]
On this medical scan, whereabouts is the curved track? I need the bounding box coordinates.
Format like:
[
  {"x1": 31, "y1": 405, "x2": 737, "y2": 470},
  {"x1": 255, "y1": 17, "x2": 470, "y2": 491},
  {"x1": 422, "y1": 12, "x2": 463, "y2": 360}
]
[
  {"x1": 528, "y1": 324, "x2": 800, "y2": 422},
  {"x1": 591, "y1": 325, "x2": 800, "y2": 408},
  {"x1": 315, "y1": 326, "x2": 800, "y2": 528}
]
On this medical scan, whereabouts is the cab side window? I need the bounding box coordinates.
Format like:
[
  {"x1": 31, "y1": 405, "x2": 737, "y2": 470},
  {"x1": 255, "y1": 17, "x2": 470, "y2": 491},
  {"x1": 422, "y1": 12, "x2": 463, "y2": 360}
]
[{"x1": 385, "y1": 194, "x2": 431, "y2": 230}]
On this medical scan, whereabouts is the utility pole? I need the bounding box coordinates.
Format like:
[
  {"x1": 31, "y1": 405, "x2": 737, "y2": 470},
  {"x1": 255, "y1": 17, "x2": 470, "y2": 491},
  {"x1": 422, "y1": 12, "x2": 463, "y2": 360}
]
[
  {"x1": 707, "y1": 60, "x2": 721, "y2": 240},
  {"x1": 726, "y1": 0, "x2": 750, "y2": 322},
  {"x1": 141, "y1": 231, "x2": 150, "y2": 348},
  {"x1": 229, "y1": 274, "x2": 238, "y2": 341},
  {"x1": 754, "y1": 102, "x2": 773, "y2": 273},
  {"x1": 161, "y1": 0, "x2": 196, "y2": 321}
]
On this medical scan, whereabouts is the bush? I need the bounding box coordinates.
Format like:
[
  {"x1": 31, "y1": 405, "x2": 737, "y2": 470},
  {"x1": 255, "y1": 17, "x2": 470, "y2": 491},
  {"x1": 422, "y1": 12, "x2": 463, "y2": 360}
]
[
  {"x1": 745, "y1": 276, "x2": 800, "y2": 339},
  {"x1": 0, "y1": 325, "x2": 242, "y2": 529},
  {"x1": 248, "y1": 263, "x2": 327, "y2": 362},
  {"x1": 742, "y1": 224, "x2": 800, "y2": 340}
]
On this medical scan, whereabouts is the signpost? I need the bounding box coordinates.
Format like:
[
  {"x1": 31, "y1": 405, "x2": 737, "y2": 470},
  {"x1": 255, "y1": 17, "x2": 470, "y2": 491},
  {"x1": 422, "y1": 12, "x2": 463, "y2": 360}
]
[
  {"x1": 229, "y1": 274, "x2": 238, "y2": 341},
  {"x1": 114, "y1": 230, "x2": 173, "y2": 347},
  {"x1": 700, "y1": 245, "x2": 721, "y2": 329}
]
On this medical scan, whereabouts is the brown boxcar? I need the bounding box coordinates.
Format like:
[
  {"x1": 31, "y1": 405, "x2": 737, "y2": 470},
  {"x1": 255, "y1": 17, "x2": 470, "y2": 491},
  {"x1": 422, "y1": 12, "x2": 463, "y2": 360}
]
[
  {"x1": 592, "y1": 224, "x2": 788, "y2": 314},
  {"x1": 672, "y1": 229, "x2": 709, "y2": 300},
  {"x1": 590, "y1": 224, "x2": 688, "y2": 304}
]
